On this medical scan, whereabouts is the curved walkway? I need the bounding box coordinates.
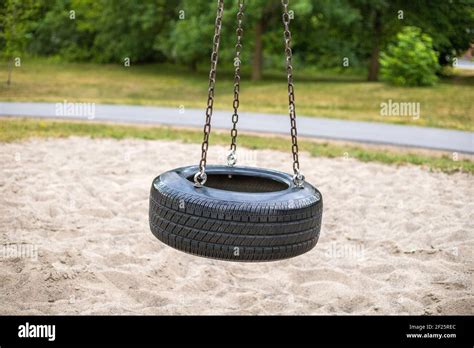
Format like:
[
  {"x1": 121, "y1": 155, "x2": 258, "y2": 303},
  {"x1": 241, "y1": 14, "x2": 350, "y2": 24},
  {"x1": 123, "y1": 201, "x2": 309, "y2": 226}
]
[{"x1": 1, "y1": 102, "x2": 472, "y2": 154}]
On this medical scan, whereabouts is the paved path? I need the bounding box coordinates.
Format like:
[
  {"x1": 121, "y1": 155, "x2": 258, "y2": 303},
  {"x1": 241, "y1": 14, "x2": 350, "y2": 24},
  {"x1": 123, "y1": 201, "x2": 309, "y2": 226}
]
[
  {"x1": 1, "y1": 102, "x2": 472, "y2": 154},
  {"x1": 456, "y1": 59, "x2": 474, "y2": 70}
]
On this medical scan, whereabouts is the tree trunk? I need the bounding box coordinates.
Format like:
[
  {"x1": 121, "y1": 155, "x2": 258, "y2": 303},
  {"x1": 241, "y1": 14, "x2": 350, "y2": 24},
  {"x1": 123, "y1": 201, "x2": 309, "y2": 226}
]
[
  {"x1": 190, "y1": 59, "x2": 198, "y2": 72},
  {"x1": 6, "y1": 5, "x2": 17, "y2": 86},
  {"x1": 6, "y1": 58, "x2": 13, "y2": 86},
  {"x1": 251, "y1": 19, "x2": 264, "y2": 81},
  {"x1": 368, "y1": 9, "x2": 382, "y2": 81}
]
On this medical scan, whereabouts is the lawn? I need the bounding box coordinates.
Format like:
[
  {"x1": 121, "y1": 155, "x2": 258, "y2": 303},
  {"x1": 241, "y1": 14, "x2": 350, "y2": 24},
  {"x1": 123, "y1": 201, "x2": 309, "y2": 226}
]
[
  {"x1": 1, "y1": 118, "x2": 472, "y2": 174},
  {"x1": 0, "y1": 58, "x2": 472, "y2": 131}
]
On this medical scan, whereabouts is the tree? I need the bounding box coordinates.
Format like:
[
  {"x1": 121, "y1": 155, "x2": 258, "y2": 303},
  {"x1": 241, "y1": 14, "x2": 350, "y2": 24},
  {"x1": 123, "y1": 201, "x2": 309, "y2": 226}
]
[
  {"x1": 29, "y1": 0, "x2": 171, "y2": 63},
  {"x1": 157, "y1": 0, "x2": 282, "y2": 78},
  {"x1": 347, "y1": 0, "x2": 401, "y2": 81},
  {"x1": 156, "y1": 0, "x2": 216, "y2": 71},
  {"x1": 288, "y1": 0, "x2": 361, "y2": 70},
  {"x1": 244, "y1": 0, "x2": 280, "y2": 80},
  {"x1": 401, "y1": 0, "x2": 473, "y2": 67},
  {"x1": 2, "y1": 0, "x2": 471, "y2": 82},
  {"x1": 94, "y1": 0, "x2": 171, "y2": 64},
  {"x1": 348, "y1": 0, "x2": 473, "y2": 81},
  {"x1": 29, "y1": 0, "x2": 98, "y2": 61},
  {"x1": 0, "y1": 0, "x2": 41, "y2": 85},
  {"x1": 241, "y1": 0, "x2": 318, "y2": 80},
  {"x1": 380, "y1": 26, "x2": 440, "y2": 86},
  {"x1": 0, "y1": 0, "x2": 17, "y2": 85}
]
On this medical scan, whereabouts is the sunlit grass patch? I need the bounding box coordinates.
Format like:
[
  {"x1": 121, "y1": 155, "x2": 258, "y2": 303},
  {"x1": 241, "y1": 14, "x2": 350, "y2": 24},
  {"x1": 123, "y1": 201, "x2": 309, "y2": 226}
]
[
  {"x1": 1, "y1": 58, "x2": 472, "y2": 131},
  {"x1": 1, "y1": 118, "x2": 472, "y2": 174}
]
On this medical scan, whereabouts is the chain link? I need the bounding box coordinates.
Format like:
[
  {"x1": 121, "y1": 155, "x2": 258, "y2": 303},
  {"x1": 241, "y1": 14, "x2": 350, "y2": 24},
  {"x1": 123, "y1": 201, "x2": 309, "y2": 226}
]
[
  {"x1": 227, "y1": 0, "x2": 245, "y2": 167},
  {"x1": 195, "y1": 0, "x2": 304, "y2": 188},
  {"x1": 282, "y1": 0, "x2": 304, "y2": 188},
  {"x1": 195, "y1": 0, "x2": 225, "y2": 187}
]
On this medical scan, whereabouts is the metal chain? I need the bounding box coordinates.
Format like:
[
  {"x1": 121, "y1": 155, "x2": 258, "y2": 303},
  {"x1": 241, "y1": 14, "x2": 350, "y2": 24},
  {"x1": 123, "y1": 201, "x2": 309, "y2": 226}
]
[
  {"x1": 195, "y1": 0, "x2": 304, "y2": 188},
  {"x1": 282, "y1": 0, "x2": 305, "y2": 188},
  {"x1": 227, "y1": 0, "x2": 245, "y2": 167},
  {"x1": 194, "y1": 0, "x2": 225, "y2": 187}
]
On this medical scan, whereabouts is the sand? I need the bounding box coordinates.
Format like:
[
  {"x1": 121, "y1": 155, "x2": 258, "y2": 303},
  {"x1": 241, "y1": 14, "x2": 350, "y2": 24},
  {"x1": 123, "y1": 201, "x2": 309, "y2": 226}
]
[{"x1": 0, "y1": 137, "x2": 472, "y2": 315}]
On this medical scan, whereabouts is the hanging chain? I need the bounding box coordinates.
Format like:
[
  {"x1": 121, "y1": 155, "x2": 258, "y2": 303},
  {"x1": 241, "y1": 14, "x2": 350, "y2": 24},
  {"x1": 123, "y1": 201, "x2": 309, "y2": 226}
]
[
  {"x1": 194, "y1": 0, "x2": 225, "y2": 187},
  {"x1": 227, "y1": 0, "x2": 244, "y2": 167},
  {"x1": 282, "y1": 0, "x2": 304, "y2": 188},
  {"x1": 194, "y1": 0, "x2": 304, "y2": 188}
]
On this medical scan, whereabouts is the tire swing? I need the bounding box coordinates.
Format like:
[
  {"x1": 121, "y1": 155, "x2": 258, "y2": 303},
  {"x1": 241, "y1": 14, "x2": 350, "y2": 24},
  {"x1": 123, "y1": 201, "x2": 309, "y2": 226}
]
[{"x1": 149, "y1": 0, "x2": 323, "y2": 262}]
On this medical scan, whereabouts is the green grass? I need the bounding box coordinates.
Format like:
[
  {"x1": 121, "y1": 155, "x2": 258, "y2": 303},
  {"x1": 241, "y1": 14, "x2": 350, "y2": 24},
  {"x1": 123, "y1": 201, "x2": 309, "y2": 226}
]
[
  {"x1": 0, "y1": 58, "x2": 472, "y2": 131},
  {"x1": 1, "y1": 118, "x2": 472, "y2": 174}
]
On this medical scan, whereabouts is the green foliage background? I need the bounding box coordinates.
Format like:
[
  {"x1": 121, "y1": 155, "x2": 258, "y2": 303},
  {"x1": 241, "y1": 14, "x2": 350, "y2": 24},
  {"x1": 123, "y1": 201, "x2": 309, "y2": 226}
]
[
  {"x1": 381, "y1": 26, "x2": 440, "y2": 86},
  {"x1": 0, "y1": 0, "x2": 472, "y2": 81}
]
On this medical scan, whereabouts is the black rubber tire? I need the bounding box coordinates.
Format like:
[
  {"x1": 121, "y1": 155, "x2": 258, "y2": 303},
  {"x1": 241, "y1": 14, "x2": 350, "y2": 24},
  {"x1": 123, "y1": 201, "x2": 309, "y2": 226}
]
[{"x1": 149, "y1": 165, "x2": 323, "y2": 262}]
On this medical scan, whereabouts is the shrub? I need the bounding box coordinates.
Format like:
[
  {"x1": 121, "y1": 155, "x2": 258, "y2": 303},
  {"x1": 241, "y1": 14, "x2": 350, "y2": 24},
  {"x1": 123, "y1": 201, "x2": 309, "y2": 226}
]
[{"x1": 380, "y1": 26, "x2": 440, "y2": 86}]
